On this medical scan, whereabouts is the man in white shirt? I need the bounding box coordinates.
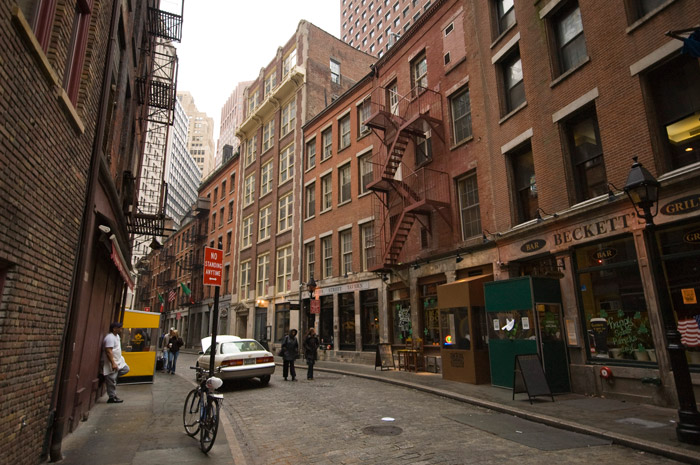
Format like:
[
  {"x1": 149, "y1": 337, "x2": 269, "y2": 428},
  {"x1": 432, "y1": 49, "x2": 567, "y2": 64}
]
[{"x1": 103, "y1": 321, "x2": 130, "y2": 403}]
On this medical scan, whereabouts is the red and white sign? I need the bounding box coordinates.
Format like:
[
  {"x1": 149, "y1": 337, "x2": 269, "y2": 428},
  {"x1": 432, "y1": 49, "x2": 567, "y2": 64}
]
[
  {"x1": 144, "y1": 306, "x2": 151, "y2": 312},
  {"x1": 203, "y1": 247, "x2": 224, "y2": 287},
  {"x1": 310, "y1": 299, "x2": 320, "y2": 315}
]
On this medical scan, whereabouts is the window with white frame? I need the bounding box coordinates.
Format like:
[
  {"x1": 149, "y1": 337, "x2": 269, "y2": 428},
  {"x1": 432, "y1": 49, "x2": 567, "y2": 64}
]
[
  {"x1": 244, "y1": 173, "x2": 255, "y2": 206},
  {"x1": 242, "y1": 214, "x2": 254, "y2": 248},
  {"x1": 260, "y1": 160, "x2": 273, "y2": 196},
  {"x1": 240, "y1": 260, "x2": 251, "y2": 300},
  {"x1": 276, "y1": 245, "x2": 292, "y2": 293},
  {"x1": 281, "y1": 99, "x2": 296, "y2": 136},
  {"x1": 321, "y1": 173, "x2": 332, "y2": 211},
  {"x1": 322, "y1": 128, "x2": 333, "y2": 160},
  {"x1": 228, "y1": 200, "x2": 234, "y2": 222},
  {"x1": 339, "y1": 163, "x2": 352, "y2": 203},
  {"x1": 256, "y1": 253, "x2": 270, "y2": 298},
  {"x1": 306, "y1": 138, "x2": 316, "y2": 169},
  {"x1": 248, "y1": 89, "x2": 259, "y2": 115},
  {"x1": 457, "y1": 172, "x2": 481, "y2": 239},
  {"x1": 264, "y1": 71, "x2": 277, "y2": 96},
  {"x1": 263, "y1": 119, "x2": 275, "y2": 152},
  {"x1": 361, "y1": 222, "x2": 375, "y2": 271},
  {"x1": 387, "y1": 81, "x2": 399, "y2": 115},
  {"x1": 258, "y1": 204, "x2": 271, "y2": 241},
  {"x1": 358, "y1": 98, "x2": 371, "y2": 136},
  {"x1": 279, "y1": 143, "x2": 295, "y2": 184},
  {"x1": 330, "y1": 59, "x2": 341, "y2": 84},
  {"x1": 322, "y1": 236, "x2": 333, "y2": 278},
  {"x1": 305, "y1": 242, "x2": 315, "y2": 282},
  {"x1": 339, "y1": 114, "x2": 351, "y2": 150},
  {"x1": 278, "y1": 193, "x2": 293, "y2": 232},
  {"x1": 305, "y1": 182, "x2": 316, "y2": 218},
  {"x1": 341, "y1": 230, "x2": 353, "y2": 275},
  {"x1": 359, "y1": 152, "x2": 373, "y2": 195},
  {"x1": 283, "y1": 48, "x2": 297, "y2": 77},
  {"x1": 411, "y1": 52, "x2": 427, "y2": 95},
  {"x1": 245, "y1": 134, "x2": 257, "y2": 166},
  {"x1": 450, "y1": 87, "x2": 472, "y2": 144}
]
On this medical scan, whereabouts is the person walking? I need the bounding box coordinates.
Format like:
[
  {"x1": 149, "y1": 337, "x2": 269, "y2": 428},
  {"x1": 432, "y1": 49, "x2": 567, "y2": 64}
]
[
  {"x1": 281, "y1": 329, "x2": 299, "y2": 381},
  {"x1": 167, "y1": 329, "x2": 184, "y2": 374},
  {"x1": 303, "y1": 328, "x2": 320, "y2": 380},
  {"x1": 161, "y1": 328, "x2": 174, "y2": 372},
  {"x1": 103, "y1": 322, "x2": 130, "y2": 403}
]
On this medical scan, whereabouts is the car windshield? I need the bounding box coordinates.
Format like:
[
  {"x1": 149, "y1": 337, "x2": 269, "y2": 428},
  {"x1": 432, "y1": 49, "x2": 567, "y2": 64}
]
[{"x1": 220, "y1": 341, "x2": 265, "y2": 354}]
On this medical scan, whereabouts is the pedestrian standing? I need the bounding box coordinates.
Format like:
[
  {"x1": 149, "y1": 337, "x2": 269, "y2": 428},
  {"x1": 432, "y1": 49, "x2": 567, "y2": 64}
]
[
  {"x1": 103, "y1": 322, "x2": 130, "y2": 403},
  {"x1": 303, "y1": 328, "x2": 320, "y2": 380},
  {"x1": 161, "y1": 328, "x2": 174, "y2": 372},
  {"x1": 281, "y1": 329, "x2": 299, "y2": 381},
  {"x1": 167, "y1": 329, "x2": 184, "y2": 374}
]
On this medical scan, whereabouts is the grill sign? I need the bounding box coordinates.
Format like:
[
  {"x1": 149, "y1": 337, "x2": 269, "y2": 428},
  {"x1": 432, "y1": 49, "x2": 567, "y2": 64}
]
[
  {"x1": 593, "y1": 248, "x2": 617, "y2": 262},
  {"x1": 521, "y1": 239, "x2": 546, "y2": 253},
  {"x1": 661, "y1": 194, "x2": 700, "y2": 215},
  {"x1": 685, "y1": 229, "x2": 700, "y2": 244}
]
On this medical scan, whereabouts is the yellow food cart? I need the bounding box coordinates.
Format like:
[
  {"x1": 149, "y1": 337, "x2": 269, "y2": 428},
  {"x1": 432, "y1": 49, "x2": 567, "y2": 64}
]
[{"x1": 120, "y1": 309, "x2": 161, "y2": 384}]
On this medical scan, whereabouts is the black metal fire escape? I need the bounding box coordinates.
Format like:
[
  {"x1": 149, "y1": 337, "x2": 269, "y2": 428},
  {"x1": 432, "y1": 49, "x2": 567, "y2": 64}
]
[{"x1": 365, "y1": 85, "x2": 451, "y2": 270}]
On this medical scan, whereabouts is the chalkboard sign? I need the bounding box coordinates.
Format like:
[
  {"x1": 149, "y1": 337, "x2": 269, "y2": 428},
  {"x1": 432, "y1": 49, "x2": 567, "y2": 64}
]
[
  {"x1": 375, "y1": 343, "x2": 394, "y2": 370},
  {"x1": 512, "y1": 354, "x2": 554, "y2": 404}
]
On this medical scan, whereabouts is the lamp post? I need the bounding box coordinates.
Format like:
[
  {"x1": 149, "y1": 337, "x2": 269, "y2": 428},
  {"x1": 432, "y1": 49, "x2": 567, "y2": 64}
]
[{"x1": 624, "y1": 157, "x2": 700, "y2": 445}]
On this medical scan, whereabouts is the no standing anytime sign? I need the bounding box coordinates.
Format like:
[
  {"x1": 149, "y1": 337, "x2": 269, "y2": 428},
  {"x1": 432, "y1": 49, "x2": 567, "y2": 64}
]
[{"x1": 203, "y1": 247, "x2": 223, "y2": 287}]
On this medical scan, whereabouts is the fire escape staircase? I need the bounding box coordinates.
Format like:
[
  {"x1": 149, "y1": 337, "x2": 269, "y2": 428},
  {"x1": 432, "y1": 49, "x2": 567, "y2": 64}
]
[{"x1": 365, "y1": 86, "x2": 451, "y2": 270}]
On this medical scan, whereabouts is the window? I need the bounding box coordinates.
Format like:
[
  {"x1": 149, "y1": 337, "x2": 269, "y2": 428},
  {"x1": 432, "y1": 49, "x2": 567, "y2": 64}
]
[
  {"x1": 445, "y1": 23, "x2": 454, "y2": 36},
  {"x1": 416, "y1": 132, "x2": 432, "y2": 165},
  {"x1": 240, "y1": 260, "x2": 251, "y2": 300},
  {"x1": 339, "y1": 114, "x2": 351, "y2": 150},
  {"x1": 387, "y1": 81, "x2": 399, "y2": 115},
  {"x1": 338, "y1": 163, "x2": 352, "y2": 203},
  {"x1": 244, "y1": 173, "x2": 255, "y2": 206},
  {"x1": 213, "y1": 187, "x2": 218, "y2": 204},
  {"x1": 564, "y1": 108, "x2": 607, "y2": 202},
  {"x1": 264, "y1": 71, "x2": 277, "y2": 96},
  {"x1": 242, "y1": 215, "x2": 254, "y2": 248},
  {"x1": 403, "y1": 6, "x2": 409, "y2": 17},
  {"x1": 629, "y1": 0, "x2": 666, "y2": 22},
  {"x1": 321, "y1": 174, "x2": 333, "y2": 211},
  {"x1": 411, "y1": 52, "x2": 427, "y2": 94},
  {"x1": 457, "y1": 172, "x2": 481, "y2": 239},
  {"x1": 228, "y1": 200, "x2": 234, "y2": 222},
  {"x1": 502, "y1": 50, "x2": 525, "y2": 113},
  {"x1": 331, "y1": 59, "x2": 341, "y2": 84},
  {"x1": 17, "y1": 1, "x2": 56, "y2": 51},
  {"x1": 322, "y1": 128, "x2": 333, "y2": 160},
  {"x1": 510, "y1": 145, "x2": 538, "y2": 223},
  {"x1": 224, "y1": 265, "x2": 230, "y2": 293},
  {"x1": 305, "y1": 242, "x2": 316, "y2": 282},
  {"x1": 65, "y1": 0, "x2": 93, "y2": 104},
  {"x1": 260, "y1": 160, "x2": 273, "y2": 196},
  {"x1": 496, "y1": 0, "x2": 515, "y2": 35},
  {"x1": 248, "y1": 89, "x2": 259, "y2": 114},
  {"x1": 258, "y1": 205, "x2": 271, "y2": 241},
  {"x1": 219, "y1": 207, "x2": 224, "y2": 227},
  {"x1": 256, "y1": 254, "x2": 270, "y2": 298},
  {"x1": 322, "y1": 236, "x2": 333, "y2": 278},
  {"x1": 276, "y1": 246, "x2": 292, "y2": 293},
  {"x1": 226, "y1": 231, "x2": 232, "y2": 254},
  {"x1": 306, "y1": 138, "x2": 316, "y2": 169},
  {"x1": 359, "y1": 152, "x2": 373, "y2": 195},
  {"x1": 450, "y1": 88, "x2": 472, "y2": 144},
  {"x1": 275, "y1": 304, "x2": 290, "y2": 342},
  {"x1": 279, "y1": 143, "x2": 295, "y2": 184},
  {"x1": 358, "y1": 98, "x2": 371, "y2": 136},
  {"x1": 263, "y1": 119, "x2": 275, "y2": 152},
  {"x1": 305, "y1": 182, "x2": 316, "y2": 218},
  {"x1": 341, "y1": 230, "x2": 353, "y2": 275},
  {"x1": 553, "y1": 1, "x2": 587, "y2": 75},
  {"x1": 230, "y1": 173, "x2": 235, "y2": 192},
  {"x1": 645, "y1": 54, "x2": 700, "y2": 172},
  {"x1": 278, "y1": 193, "x2": 293, "y2": 232},
  {"x1": 211, "y1": 213, "x2": 216, "y2": 231},
  {"x1": 361, "y1": 222, "x2": 375, "y2": 271},
  {"x1": 221, "y1": 181, "x2": 227, "y2": 199},
  {"x1": 281, "y1": 99, "x2": 296, "y2": 136},
  {"x1": 283, "y1": 49, "x2": 297, "y2": 77},
  {"x1": 244, "y1": 136, "x2": 256, "y2": 166}
]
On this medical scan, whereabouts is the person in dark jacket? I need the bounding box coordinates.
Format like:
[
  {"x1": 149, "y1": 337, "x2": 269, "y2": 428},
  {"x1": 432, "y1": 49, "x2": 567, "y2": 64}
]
[
  {"x1": 303, "y1": 328, "x2": 320, "y2": 380},
  {"x1": 281, "y1": 329, "x2": 299, "y2": 381},
  {"x1": 166, "y1": 330, "x2": 184, "y2": 374}
]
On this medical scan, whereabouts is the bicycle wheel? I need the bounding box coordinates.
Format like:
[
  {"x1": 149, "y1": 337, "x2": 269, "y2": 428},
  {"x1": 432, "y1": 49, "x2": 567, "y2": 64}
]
[
  {"x1": 183, "y1": 388, "x2": 201, "y2": 437},
  {"x1": 199, "y1": 398, "x2": 220, "y2": 453}
]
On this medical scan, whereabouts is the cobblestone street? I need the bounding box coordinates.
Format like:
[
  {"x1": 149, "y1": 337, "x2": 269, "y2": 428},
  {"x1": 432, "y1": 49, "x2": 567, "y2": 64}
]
[{"x1": 178, "y1": 354, "x2": 681, "y2": 465}]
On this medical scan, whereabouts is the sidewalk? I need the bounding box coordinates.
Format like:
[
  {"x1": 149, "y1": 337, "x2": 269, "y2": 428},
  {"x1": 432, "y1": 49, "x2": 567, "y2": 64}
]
[{"x1": 58, "y1": 356, "x2": 700, "y2": 464}]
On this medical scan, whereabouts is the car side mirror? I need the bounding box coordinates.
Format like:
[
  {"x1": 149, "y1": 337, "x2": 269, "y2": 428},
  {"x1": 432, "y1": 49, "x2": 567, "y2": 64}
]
[{"x1": 198, "y1": 351, "x2": 204, "y2": 355}]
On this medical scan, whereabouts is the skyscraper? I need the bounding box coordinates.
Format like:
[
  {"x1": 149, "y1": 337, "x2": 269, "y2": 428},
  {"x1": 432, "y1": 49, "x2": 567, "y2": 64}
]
[
  {"x1": 177, "y1": 91, "x2": 216, "y2": 178},
  {"x1": 216, "y1": 80, "x2": 253, "y2": 168}
]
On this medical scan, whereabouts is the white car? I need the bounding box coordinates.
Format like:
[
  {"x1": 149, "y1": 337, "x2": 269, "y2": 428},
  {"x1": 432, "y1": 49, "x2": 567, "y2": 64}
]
[{"x1": 196, "y1": 335, "x2": 275, "y2": 386}]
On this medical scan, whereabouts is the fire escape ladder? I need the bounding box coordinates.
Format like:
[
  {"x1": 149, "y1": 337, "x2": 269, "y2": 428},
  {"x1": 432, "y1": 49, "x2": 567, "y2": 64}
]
[{"x1": 384, "y1": 211, "x2": 416, "y2": 266}]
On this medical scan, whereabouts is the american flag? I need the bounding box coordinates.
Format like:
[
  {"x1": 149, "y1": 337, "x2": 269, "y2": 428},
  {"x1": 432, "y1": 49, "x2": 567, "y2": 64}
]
[
  {"x1": 168, "y1": 289, "x2": 176, "y2": 302},
  {"x1": 678, "y1": 316, "x2": 700, "y2": 347}
]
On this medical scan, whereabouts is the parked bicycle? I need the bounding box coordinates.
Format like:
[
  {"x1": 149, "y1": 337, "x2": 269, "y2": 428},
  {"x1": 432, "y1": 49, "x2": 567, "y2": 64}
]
[{"x1": 183, "y1": 366, "x2": 224, "y2": 453}]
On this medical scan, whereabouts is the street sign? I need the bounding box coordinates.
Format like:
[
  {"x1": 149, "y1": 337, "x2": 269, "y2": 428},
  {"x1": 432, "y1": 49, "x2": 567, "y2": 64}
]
[
  {"x1": 310, "y1": 299, "x2": 320, "y2": 314},
  {"x1": 203, "y1": 247, "x2": 223, "y2": 287}
]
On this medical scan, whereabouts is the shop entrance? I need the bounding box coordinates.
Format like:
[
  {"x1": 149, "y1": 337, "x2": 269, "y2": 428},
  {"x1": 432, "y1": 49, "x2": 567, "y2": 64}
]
[{"x1": 484, "y1": 277, "x2": 570, "y2": 393}]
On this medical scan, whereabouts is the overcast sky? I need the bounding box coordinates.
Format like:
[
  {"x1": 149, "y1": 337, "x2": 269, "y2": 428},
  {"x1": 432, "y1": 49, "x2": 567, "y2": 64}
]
[{"x1": 169, "y1": 0, "x2": 341, "y2": 143}]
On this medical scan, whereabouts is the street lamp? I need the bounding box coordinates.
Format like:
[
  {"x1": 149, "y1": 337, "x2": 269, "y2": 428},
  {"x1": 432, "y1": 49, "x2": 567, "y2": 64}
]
[
  {"x1": 624, "y1": 157, "x2": 700, "y2": 445},
  {"x1": 306, "y1": 277, "x2": 317, "y2": 299}
]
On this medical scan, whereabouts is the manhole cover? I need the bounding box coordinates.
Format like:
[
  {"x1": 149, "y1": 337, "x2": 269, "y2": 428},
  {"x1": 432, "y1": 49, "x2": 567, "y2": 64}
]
[{"x1": 362, "y1": 425, "x2": 403, "y2": 436}]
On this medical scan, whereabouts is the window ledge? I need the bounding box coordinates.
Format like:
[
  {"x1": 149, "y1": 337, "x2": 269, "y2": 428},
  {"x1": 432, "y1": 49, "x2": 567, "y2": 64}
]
[
  {"x1": 276, "y1": 228, "x2": 292, "y2": 238},
  {"x1": 320, "y1": 156, "x2": 333, "y2": 164},
  {"x1": 257, "y1": 237, "x2": 271, "y2": 245},
  {"x1": 338, "y1": 145, "x2": 351, "y2": 154},
  {"x1": 490, "y1": 22, "x2": 518, "y2": 49},
  {"x1": 444, "y1": 56, "x2": 467, "y2": 75},
  {"x1": 259, "y1": 190, "x2": 271, "y2": 200},
  {"x1": 320, "y1": 208, "x2": 332, "y2": 215},
  {"x1": 550, "y1": 56, "x2": 591, "y2": 89},
  {"x1": 358, "y1": 191, "x2": 371, "y2": 199},
  {"x1": 498, "y1": 101, "x2": 528, "y2": 125},
  {"x1": 626, "y1": 0, "x2": 676, "y2": 34},
  {"x1": 338, "y1": 199, "x2": 352, "y2": 207},
  {"x1": 261, "y1": 146, "x2": 274, "y2": 157},
  {"x1": 240, "y1": 244, "x2": 252, "y2": 252},
  {"x1": 304, "y1": 215, "x2": 316, "y2": 222},
  {"x1": 356, "y1": 131, "x2": 371, "y2": 141},
  {"x1": 278, "y1": 178, "x2": 293, "y2": 188},
  {"x1": 450, "y1": 136, "x2": 473, "y2": 151},
  {"x1": 305, "y1": 165, "x2": 316, "y2": 173}
]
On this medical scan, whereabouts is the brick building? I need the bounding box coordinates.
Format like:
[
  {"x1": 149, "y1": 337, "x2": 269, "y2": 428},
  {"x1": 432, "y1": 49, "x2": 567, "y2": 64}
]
[{"x1": 0, "y1": 0, "x2": 182, "y2": 463}]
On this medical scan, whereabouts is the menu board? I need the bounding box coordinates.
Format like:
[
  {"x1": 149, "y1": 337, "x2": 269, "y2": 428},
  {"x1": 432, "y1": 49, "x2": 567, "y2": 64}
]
[{"x1": 375, "y1": 343, "x2": 394, "y2": 370}]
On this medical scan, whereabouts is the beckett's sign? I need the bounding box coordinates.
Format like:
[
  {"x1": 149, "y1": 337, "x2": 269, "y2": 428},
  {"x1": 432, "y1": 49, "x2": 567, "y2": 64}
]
[{"x1": 203, "y1": 247, "x2": 223, "y2": 287}]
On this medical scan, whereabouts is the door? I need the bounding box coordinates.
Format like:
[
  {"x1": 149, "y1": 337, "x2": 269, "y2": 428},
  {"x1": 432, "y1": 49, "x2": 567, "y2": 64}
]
[{"x1": 535, "y1": 303, "x2": 570, "y2": 392}]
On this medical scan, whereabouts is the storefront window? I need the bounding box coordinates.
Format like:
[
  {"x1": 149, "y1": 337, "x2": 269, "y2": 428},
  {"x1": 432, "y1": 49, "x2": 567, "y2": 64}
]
[
  {"x1": 361, "y1": 289, "x2": 379, "y2": 350},
  {"x1": 275, "y1": 304, "x2": 290, "y2": 342},
  {"x1": 339, "y1": 292, "x2": 355, "y2": 350},
  {"x1": 420, "y1": 282, "x2": 442, "y2": 346},
  {"x1": 440, "y1": 307, "x2": 470, "y2": 349},
  {"x1": 658, "y1": 222, "x2": 700, "y2": 366},
  {"x1": 390, "y1": 287, "x2": 410, "y2": 344},
  {"x1": 320, "y1": 296, "x2": 334, "y2": 349},
  {"x1": 576, "y1": 236, "x2": 656, "y2": 362}
]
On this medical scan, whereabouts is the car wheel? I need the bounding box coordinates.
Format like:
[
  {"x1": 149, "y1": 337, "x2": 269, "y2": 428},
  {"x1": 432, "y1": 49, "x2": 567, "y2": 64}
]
[{"x1": 259, "y1": 375, "x2": 271, "y2": 386}]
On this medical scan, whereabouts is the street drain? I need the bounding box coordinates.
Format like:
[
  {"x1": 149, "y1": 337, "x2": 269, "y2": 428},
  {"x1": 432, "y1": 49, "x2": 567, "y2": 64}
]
[{"x1": 363, "y1": 425, "x2": 403, "y2": 436}]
